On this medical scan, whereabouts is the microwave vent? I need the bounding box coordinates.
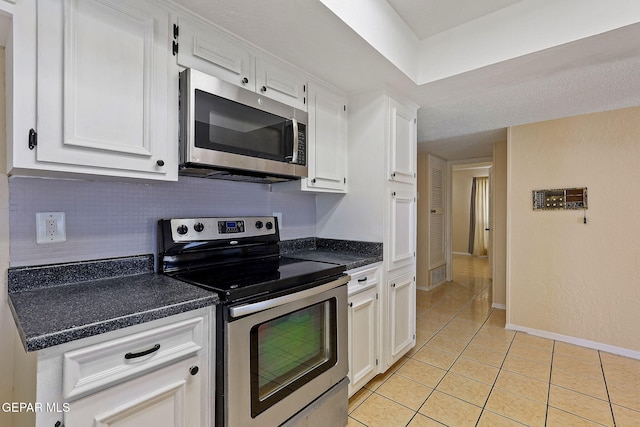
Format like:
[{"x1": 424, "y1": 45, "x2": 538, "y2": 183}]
[{"x1": 179, "y1": 164, "x2": 295, "y2": 184}]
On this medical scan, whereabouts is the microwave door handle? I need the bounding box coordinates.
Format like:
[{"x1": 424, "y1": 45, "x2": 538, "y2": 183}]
[{"x1": 291, "y1": 118, "x2": 299, "y2": 164}]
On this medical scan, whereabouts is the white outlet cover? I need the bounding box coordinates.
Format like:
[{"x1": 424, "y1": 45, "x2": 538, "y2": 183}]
[{"x1": 36, "y1": 212, "x2": 66, "y2": 244}]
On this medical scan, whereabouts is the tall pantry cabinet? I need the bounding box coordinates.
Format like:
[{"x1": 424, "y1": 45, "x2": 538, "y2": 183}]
[{"x1": 316, "y1": 89, "x2": 418, "y2": 371}]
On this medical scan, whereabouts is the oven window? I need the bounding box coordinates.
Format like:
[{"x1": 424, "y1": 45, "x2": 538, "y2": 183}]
[
  {"x1": 194, "y1": 89, "x2": 292, "y2": 162},
  {"x1": 250, "y1": 298, "x2": 337, "y2": 417}
]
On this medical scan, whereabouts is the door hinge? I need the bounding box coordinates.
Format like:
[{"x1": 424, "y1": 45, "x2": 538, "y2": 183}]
[
  {"x1": 375, "y1": 359, "x2": 379, "y2": 366},
  {"x1": 376, "y1": 293, "x2": 379, "y2": 300},
  {"x1": 28, "y1": 128, "x2": 37, "y2": 150},
  {"x1": 172, "y1": 24, "x2": 179, "y2": 56},
  {"x1": 344, "y1": 105, "x2": 347, "y2": 112},
  {"x1": 344, "y1": 177, "x2": 346, "y2": 184}
]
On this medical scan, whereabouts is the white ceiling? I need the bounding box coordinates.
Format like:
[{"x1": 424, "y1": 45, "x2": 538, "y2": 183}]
[
  {"x1": 174, "y1": 0, "x2": 640, "y2": 161},
  {"x1": 386, "y1": 0, "x2": 524, "y2": 40}
]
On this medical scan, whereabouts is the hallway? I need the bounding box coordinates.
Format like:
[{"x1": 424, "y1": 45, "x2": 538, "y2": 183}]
[{"x1": 347, "y1": 255, "x2": 640, "y2": 426}]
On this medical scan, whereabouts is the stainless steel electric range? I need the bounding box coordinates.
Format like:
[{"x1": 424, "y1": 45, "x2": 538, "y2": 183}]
[{"x1": 158, "y1": 216, "x2": 349, "y2": 427}]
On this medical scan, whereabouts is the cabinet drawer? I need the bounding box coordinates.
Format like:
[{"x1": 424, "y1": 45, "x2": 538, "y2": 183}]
[
  {"x1": 63, "y1": 317, "x2": 204, "y2": 400},
  {"x1": 347, "y1": 264, "x2": 380, "y2": 296}
]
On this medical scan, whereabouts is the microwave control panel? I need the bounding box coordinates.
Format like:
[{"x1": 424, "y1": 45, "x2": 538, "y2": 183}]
[{"x1": 533, "y1": 187, "x2": 587, "y2": 210}]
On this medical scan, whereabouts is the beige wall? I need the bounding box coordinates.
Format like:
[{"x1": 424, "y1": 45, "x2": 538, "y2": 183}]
[
  {"x1": 507, "y1": 106, "x2": 640, "y2": 353},
  {"x1": 492, "y1": 140, "x2": 507, "y2": 307},
  {"x1": 451, "y1": 167, "x2": 489, "y2": 254},
  {"x1": 0, "y1": 46, "x2": 14, "y2": 427}
]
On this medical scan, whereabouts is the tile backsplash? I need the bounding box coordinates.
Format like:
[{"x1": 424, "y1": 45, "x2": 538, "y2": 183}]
[{"x1": 9, "y1": 176, "x2": 316, "y2": 267}]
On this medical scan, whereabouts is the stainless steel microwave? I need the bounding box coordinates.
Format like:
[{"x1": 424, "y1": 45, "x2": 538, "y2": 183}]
[{"x1": 179, "y1": 68, "x2": 308, "y2": 183}]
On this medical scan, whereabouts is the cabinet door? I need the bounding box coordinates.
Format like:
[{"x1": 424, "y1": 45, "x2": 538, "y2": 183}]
[
  {"x1": 388, "y1": 98, "x2": 416, "y2": 184},
  {"x1": 65, "y1": 356, "x2": 204, "y2": 427},
  {"x1": 305, "y1": 83, "x2": 347, "y2": 192},
  {"x1": 387, "y1": 272, "x2": 415, "y2": 367},
  {"x1": 36, "y1": 0, "x2": 176, "y2": 180},
  {"x1": 348, "y1": 287, "x2": 378, "y2": 397},
  {"x1": 255, "y1": 57, "x2": 307, "y2": 110},
  {"x1": 389, "y1": 189, "x2": 416, "y2": 271},
  {"x1": 176, "y1": 16, "x2": 254, "y2": 89}
]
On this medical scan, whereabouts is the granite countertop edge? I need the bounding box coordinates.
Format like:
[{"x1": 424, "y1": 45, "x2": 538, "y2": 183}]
[
  {"x1": 8, "y1": 255, "x2": 219, "y2": 352},
  {"x1": 12, "y1": 294, "x2": 216, "y2": 352},
  {"x1": 9, "y1": 238, "x2": 382, "y2": 352},
  {"x1": 281, "y1": 237, "x2": 383, "y2": 271}
]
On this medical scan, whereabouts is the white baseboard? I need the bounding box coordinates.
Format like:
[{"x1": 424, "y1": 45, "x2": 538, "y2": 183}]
[
  {"x1": 492, "y1": 303, "x2": 506, "y2": 310},
  {"x1": 505, "y1": 323, "x2": 640, "y2": 361},
  {"x1": 452, "y1": 252, "x2": 471, "y2": 256}
]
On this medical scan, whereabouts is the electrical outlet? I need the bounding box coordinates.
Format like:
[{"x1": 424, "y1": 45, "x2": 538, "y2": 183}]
[{"x1": 36, "y1": 212, "x2": 66, "y2": 244}]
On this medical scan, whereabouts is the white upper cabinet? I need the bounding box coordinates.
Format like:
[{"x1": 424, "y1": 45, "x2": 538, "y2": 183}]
[
  {"x1": 176, "y1": 15, "x2": 254, "y2": 90},
  {"x1": 388, "y1": 98, "x2": 417, "y2": 184},
  {"x1": 255, "y1": 56, "x2": 307, "y2": 111},
  {"x1": 34, "y1": 0, "x2": 177, "y2": 181},
  {"x1": 303, "y1": 83, "x2": 347, "y2": 193},
  {"x1": 176, "y1": 16, "x2": 307, "y2": 110}
]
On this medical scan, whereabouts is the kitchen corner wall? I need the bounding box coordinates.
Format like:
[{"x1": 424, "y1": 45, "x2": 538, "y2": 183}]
[
  {"x1": 0, "y1": 46, "x2": 15, "y2": 427},
  {"x1": 507, "y1": 106, "x2": 640, "y2": 354},
  {"x1": 8, "y1": 176, "x2": 317, "y2": 267}
]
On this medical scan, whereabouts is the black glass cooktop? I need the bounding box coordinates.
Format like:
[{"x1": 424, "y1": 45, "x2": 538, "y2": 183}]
[{"x1": 171, "y1": 256, "x2": 345, "y2": 303}]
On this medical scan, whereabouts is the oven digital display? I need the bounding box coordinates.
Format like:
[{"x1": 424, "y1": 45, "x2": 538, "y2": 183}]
[{"x1": 218, "y1": 220, "x2": 245, "y2": 234}]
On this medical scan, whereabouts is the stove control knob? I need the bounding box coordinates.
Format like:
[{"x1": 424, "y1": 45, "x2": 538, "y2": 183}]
[
  {"x1": 193, "y1": 222, "x2": 204, "y2": 232},
  {"x1": 176, "y1": 224, "x2": 188, "y2": 235},
  {"x1": 255, "y1": 220, "x2": 263, "y2": 229},
  {"x1": 266, "y1": 221, "x2": 273, "y2": 230}
]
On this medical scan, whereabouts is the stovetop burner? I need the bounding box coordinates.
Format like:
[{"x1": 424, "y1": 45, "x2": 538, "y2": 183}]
[{"x1": 157, "y1": 216, "x2": 346, "y2": 303}]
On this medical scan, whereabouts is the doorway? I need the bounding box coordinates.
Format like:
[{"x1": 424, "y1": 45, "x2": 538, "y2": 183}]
[{"x1": 451, "y1": 163, "x2": 492, "y2": 258}]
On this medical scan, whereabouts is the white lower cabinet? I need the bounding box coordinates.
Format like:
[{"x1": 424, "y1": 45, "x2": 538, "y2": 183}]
[
  {"x1": 65, "y1": 356, "x2": 202, "y2": 427},
  {"x1": 60, "y1": 311, "x2": 211, "y2": 427},
  {"x1": 17, "y1": 308, "x2": 213, "y2": 427},
  {"x1": 348, "y1": 287, "x2": 378, "y2": 397},
  {"x1": 386, "y1": 271, "x2": 416, "y2": 368},
  {"x1": 346, "y1": 264, "x2": 380, "y2": 397}
]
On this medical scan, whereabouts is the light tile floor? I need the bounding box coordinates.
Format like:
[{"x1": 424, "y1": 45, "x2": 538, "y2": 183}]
[{"x1": 347, "y1": 255, "x2": 640, "y2": 426}]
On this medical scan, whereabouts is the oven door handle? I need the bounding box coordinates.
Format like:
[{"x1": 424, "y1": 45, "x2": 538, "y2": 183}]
[{"x1": 229, "y1": 275, "x2": 350, "y2": 318}]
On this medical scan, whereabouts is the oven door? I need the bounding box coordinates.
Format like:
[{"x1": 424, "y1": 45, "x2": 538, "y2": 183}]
[{"x1": 225, "y1": 277, "x2": 349, "y2": 427}]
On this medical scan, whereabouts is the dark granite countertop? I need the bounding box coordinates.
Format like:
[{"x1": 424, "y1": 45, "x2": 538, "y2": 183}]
[
  {"x1": 280, "y1": 238, "x2": 383, "y2": 271},
  {"x1": 8, "y1": 255, "x2": 218, "y2": 352}
]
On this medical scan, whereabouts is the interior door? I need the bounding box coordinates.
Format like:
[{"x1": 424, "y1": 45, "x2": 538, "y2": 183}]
[{"x1": 428, "y1": 155, "x2": 446, "y2": 271}]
